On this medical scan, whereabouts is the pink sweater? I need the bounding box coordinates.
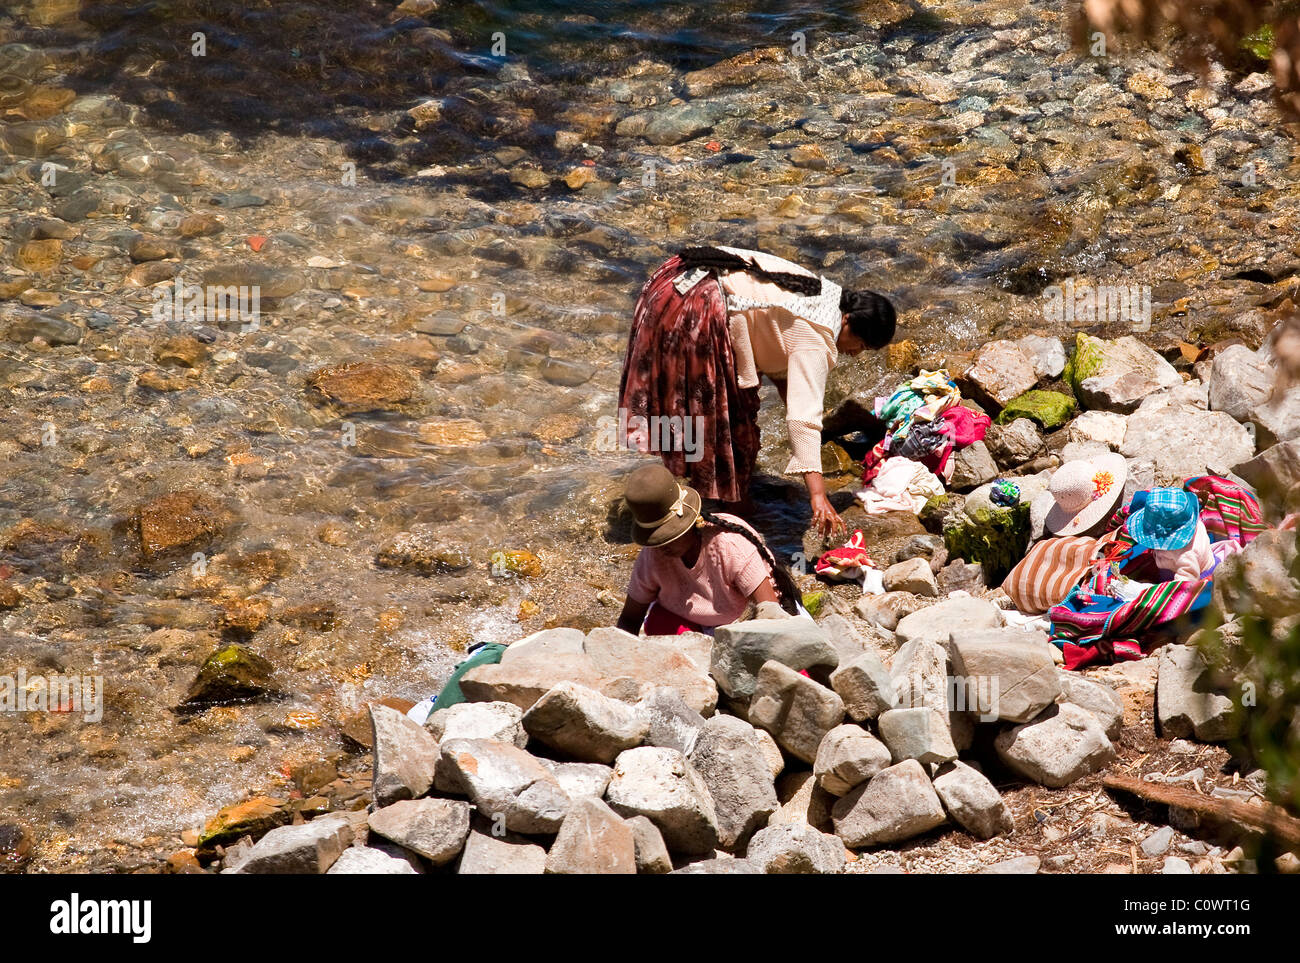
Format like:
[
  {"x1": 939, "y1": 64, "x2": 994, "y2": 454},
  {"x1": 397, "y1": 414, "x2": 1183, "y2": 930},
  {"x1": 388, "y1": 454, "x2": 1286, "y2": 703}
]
[
  {"x1": 715, "y1": 247, "x2": 841, "y2": 475},
  {"x1": 1150, "y1": 520, "x2": 1215, "y2": 582},
  {"x1": 627, "y1": 513, "x2": 771, "y2": 628}
]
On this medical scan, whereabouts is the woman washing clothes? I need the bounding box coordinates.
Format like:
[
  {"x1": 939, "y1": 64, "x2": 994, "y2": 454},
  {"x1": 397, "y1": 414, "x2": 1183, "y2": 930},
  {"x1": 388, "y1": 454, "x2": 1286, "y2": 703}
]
[
  {"x1": 618, "y1": 245, "x2": 896, "y2": 538},
  {"x1": 615, "y1": 464, "x2": 803, "y2": 636}
]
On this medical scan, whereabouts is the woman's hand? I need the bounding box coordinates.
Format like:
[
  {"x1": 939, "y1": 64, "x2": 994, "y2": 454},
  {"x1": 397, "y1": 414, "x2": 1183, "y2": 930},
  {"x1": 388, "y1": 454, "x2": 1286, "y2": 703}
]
[
  {"x1": 804, "y1": 471, "x2": 845, "y2": 540},
  {"x1": 810, "y1": 491, "x2": 846, "y2": 540}
]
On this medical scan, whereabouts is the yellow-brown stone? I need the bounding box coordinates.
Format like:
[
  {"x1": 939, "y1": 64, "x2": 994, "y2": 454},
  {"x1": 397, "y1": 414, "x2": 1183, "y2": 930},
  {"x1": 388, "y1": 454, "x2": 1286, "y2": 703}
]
[
  {"x1": 415, "y1": 276, "x2": 456, "y2": 292},
  {"x1": 886, "y1": 339, "x2": 920, "y2": 372},
  {"x1": 564, "y1": 166, "x2": 597, "y2": 190},
  {"x1": 307, "y1": 362, "x2": 418, "y2": 411},
  {"x1": 136, "y1": 490, "x2": 233, "y2": 557},
  {"x1": 218, "y1": 596, "x2": 271, "y2": 635},
  {"x1": 531, "y1": 414, "x2": 584, "y2": 443},
  {"x1": 137, "y1": 369, "x2": 189, "y2": 392},
  {"x1": 154, "y1": 335, "x2": 209, "y2": 368},
  {"x1": 491, "y1": 549, "x2": 543, "y2": 578},
  {"x1": 196, "y1": 796, "x2": 287, "y2": 852},
  {"x1": 417, "y1": 418, "x2": 488, "y2": 447},
  {"x1": 16, "y1": 238, "x2": 61, "y2": 273},
  {"x1": 179, "y1": 213, "x2": 224, "y2": 238}
]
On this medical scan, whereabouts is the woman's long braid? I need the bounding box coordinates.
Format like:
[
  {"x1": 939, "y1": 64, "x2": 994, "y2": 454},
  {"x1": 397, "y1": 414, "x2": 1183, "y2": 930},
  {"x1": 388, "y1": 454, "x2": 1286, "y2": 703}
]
[
  {"x1": 676, "y1": 246, "x2": 823, "y2": 298},
  {"x1": 699, "y1": 510, "x2": 802, "y2": 615}
]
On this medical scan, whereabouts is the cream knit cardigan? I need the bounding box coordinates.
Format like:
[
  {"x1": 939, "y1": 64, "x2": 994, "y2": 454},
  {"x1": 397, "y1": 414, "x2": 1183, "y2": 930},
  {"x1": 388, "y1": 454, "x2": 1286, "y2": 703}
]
[{"x1": 713, "y1": 246, "x2": 842, "y2": 475}]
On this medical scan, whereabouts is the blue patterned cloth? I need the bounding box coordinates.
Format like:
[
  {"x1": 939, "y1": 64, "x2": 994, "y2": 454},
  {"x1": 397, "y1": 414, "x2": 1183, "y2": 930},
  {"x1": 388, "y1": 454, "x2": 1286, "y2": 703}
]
[
  {"x1": 991, "y1": 479, "x2": 1021, "y2": 507},
  {"x1": 1128, "y1": 487, "x2": 1199, "y2": 551}
]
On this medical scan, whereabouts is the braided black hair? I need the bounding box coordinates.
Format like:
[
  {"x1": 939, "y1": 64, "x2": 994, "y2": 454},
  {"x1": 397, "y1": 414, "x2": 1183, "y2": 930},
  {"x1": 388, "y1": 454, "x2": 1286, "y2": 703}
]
[
  {"x1": 699, "y1": 509, "x2": 802, "y2": 615},
  {"x1": 839, "y1": 289, "x2": 896, "y2": 348},
  {"x1": 677, "y1": 246, "x2": 823, "y2": 298}
]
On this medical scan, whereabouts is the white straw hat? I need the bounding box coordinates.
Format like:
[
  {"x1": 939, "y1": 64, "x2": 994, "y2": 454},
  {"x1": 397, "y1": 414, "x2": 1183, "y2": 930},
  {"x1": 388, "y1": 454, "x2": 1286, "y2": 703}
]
[{"x1": 1036, "y1": 454, "x2": 1128, "y2": 536}]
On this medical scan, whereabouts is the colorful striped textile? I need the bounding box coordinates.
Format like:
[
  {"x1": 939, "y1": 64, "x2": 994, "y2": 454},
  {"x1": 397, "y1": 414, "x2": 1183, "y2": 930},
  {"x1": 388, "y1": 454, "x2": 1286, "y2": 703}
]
[
  {"x1": 1049, "y1": 476, "x2": 1266, "y2": 670},
  {"x1": 1002, "y1": 534, "x2": 1114, "y2": 615},
  {"x1": 1050, "y1": 575, "x2": 1214, "y2": 669},
  {"x1": 1108, "y1": 475, "x2": 1267, "y2": 550}
]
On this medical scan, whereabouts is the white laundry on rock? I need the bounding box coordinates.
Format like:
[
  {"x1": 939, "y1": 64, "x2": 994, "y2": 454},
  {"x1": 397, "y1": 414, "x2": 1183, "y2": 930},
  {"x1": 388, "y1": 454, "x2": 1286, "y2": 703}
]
[{"x1": 857, "y1": 456, "x2": 945, "y2": 515}]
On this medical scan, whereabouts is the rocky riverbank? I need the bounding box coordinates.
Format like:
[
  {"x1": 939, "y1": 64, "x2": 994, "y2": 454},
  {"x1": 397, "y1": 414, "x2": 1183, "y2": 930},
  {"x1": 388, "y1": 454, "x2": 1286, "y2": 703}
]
[
  {"x1": 154, "y1": 319, "x2": 1300, "y2": 876},
  {"x1": 2, "y1": 0, "x2": 1300, "y2": 871}
]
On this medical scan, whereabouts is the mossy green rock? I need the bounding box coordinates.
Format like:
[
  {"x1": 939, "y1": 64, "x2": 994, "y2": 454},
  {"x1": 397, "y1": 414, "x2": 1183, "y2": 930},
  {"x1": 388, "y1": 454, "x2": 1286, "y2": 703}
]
[
  {"x1": 1063, "y1": 332, "x2": 1180, "y2": 412},
  {"x1": 196, "y1": 796, "x2": 289, "y2": 854},
  {"x1": 919, "y1": 494, "x2": 958, "y2": 535},
  {"x1": 1241, "y1": 25, "x2": 1273, "y2": 62},
  {"x1": 943, "y1": 503, "x2": 1030, "y2": 585},
  {"x1": 995, "y1": 390, "x2": 1076, "y2": 430},
  {"x1": 183, "y1": 643, "x2": 278, "y2": 707},
  {"x1": 491, "y1": 549, "x2": 544, "y2": 578},
  {"x1": 1062, "y1": 332, "x2": 1106, "y2": 396},
  {"x1": 802, "y1": 590, "x2": 827, "y2": 618}
]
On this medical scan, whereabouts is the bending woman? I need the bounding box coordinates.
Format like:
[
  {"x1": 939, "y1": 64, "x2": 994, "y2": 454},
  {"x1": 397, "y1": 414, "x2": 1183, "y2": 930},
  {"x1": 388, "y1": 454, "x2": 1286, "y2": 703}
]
[
  {"x1": 618, "y1": 244, "x2": 895, "y2": 538},
  {"x1": 616, "y1": 463, "x2": 803, "y2": 636}
]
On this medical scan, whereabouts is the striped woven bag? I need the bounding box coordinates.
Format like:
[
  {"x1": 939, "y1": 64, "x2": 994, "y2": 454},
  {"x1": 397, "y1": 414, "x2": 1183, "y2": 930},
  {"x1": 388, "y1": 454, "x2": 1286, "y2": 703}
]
[{"x1": 1002, "y1": 534, "x2": 1113, "y2": 615}]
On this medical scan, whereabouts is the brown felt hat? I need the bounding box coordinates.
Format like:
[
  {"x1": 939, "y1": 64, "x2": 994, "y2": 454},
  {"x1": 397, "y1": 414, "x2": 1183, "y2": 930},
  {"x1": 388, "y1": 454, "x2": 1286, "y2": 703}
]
[{"x1": 624, "y1": 463, "x2": 701, "y2": 547}]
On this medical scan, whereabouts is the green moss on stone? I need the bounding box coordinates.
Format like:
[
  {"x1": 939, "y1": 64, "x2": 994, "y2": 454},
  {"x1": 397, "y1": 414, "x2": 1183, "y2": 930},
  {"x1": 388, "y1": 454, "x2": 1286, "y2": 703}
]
[
  {"x1": 919, "y1": 494, "x2": 952, "y2": 535},
  {"x1": 196, "y1": 797, "x2": 288, "y2": 852},
  {"x1": 995, "y1": 390, "x2": 1077, "y2": 429},
  {"x1": 802, "y1": 590, "x2": 826, "y2": 618},
  {"x1": 210, "y1": 645, "x2": 243, "y2": 669},
  {"x1": 1063, "y1": 333, "x2": 1105, "y2": 395},
  {"x1": 943, "y1": 502, "x2": 1030, "y2": 585},
  {"x1": 183, "y1": 643, "x2": 276, "y2": 707},
  {"x1": 1241, "y1": 25, "x2": 1273, "y2": 62}
]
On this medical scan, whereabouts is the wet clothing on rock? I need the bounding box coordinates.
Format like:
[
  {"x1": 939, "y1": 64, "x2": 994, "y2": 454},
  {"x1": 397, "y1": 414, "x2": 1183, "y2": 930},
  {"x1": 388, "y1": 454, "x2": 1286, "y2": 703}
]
[
  {"x1": 815, "y1": 529, "x2": 884, "y2": 592},
  {"x1": 894, "y1": 419, "x2": 950, "y2": 461},
  {"x1": 938, "y1": 405, "x2": 991, "y2": 447},
  {"x1": 424, "y1": 641, "x2": 508, "y2": 715},
  {"x1": 860, "y1": 383, "x2": 987, "y2": 485},
  {"x1": 858, "y1": 456, "x2": 945, "y2": 515},
  {"x1": 877, "y1": 370, "x2": 960, "y2": 442},
  {"x1": 814, "y1": 529, "x2": 875, "y2": 580}
]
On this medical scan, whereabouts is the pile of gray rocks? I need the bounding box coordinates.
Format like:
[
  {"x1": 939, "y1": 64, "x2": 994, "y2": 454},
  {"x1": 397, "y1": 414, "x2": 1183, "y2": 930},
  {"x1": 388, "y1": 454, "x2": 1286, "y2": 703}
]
[
  {"x1": 944, "y1": 323, "x2": 1300, "y2": 753},
  {"x1": 222, "y1": 603, "x2": 1126, "y2": 874}
]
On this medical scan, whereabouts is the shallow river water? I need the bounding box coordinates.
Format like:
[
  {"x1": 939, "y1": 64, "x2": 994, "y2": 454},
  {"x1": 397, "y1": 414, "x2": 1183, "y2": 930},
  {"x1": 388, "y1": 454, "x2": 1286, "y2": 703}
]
[{"x1": 1, "y1": 0, "x2": 1298, "y2": 870}]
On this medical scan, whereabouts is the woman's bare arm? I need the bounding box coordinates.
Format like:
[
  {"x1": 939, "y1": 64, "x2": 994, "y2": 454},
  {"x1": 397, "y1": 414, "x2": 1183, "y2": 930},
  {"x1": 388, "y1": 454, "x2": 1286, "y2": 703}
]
[
  {"x1": 748, "y1": 577, "x2": 779, "y2": 605},
  {"x1": 805, "y1": 470, "x2": 846, "y2": 539},
  {"x1": 616, "y1": 597, "x2": 651, "y2": 635}
]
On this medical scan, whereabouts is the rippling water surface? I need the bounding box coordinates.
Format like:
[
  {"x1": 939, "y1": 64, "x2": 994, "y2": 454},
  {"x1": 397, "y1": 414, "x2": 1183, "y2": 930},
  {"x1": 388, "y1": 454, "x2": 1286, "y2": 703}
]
[{"x1": 1, "y1": 0, "x2": 1296, "y2": 869}]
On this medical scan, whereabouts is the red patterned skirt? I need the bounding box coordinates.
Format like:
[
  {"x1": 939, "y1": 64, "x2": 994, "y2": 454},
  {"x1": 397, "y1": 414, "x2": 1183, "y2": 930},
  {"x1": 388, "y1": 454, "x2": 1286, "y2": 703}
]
[{"x1": 617, "y1": 256, "x2": 761, "y2": 502}]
